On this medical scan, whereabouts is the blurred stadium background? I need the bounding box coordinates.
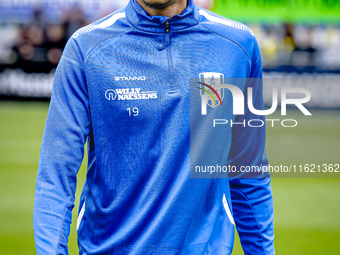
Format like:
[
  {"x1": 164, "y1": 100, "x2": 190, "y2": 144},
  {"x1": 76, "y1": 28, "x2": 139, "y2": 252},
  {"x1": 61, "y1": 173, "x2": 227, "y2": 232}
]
[{"x1": 0, "y1": 0, "x2": 339, "y2": 254}]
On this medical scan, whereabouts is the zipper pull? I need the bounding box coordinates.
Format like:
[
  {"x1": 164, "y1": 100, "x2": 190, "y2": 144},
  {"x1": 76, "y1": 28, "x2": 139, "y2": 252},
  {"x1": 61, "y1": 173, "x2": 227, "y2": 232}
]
[{"x1": 165, "y1": 20, "x2": 170, "y2": 33}]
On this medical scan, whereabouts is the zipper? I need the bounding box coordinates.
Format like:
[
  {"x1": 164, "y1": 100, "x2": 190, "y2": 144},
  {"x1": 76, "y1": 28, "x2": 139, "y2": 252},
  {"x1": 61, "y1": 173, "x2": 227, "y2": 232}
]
[
  {"x1": 165, "y1": 19, "x2": 176, "y2": 93},
  {"x1": 165, "y1": 20, "x2": 170, "y2": 33}
]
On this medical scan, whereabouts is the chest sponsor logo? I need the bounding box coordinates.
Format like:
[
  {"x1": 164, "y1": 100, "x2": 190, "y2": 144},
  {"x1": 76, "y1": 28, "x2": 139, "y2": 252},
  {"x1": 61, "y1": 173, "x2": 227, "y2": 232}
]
[{"x1": 105, "y1": 88, "x2": 157, "y2": 101}]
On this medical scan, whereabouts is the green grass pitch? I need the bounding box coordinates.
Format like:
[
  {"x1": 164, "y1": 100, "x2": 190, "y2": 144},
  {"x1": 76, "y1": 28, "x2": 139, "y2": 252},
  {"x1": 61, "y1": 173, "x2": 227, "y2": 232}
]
[{"x1": 0, "y1": 101, "x2": 339, "y2": 254}]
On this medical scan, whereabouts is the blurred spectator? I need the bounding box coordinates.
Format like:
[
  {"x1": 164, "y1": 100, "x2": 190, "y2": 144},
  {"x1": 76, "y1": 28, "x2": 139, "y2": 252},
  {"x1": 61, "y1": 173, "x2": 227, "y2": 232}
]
[
  {"x1": 248, "y1": 23, "x2": 340, "y2": 71},
  {"x1": 11, "y1": 7, "x2": 48, "y2": 71},
  {"x1": 283, "y1": 23, "x2": 296, "y2": 52},
  {"x1": 0, "y1": 4, "x2": 339, "y2": 74},
  {"x1": 0, "y1": 23, "x2": 20, "y2": 65},
  {"x1": 45, "y1": 24, "x2": 65, "y2": 65},
  {"x1": 30, "y1": 7, "x2": 46, "y2": 30},
  {"x1": 63, "y1": 8, "x2": 87, "y2": 40},
  {"x1": 8, "y1": 7, "x2": 87, "y2": 72}
]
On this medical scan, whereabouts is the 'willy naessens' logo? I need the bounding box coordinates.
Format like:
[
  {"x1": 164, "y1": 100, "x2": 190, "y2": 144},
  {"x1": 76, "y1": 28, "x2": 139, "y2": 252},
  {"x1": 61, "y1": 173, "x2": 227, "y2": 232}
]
[{"x1": 105, "y1": 88, "x2": 157, "y2": 101}]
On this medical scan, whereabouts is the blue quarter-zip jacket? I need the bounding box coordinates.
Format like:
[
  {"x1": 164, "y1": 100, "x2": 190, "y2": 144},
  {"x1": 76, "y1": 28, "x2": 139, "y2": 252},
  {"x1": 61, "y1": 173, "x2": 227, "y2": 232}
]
[{"x1": 33, "y1": 0, "x2": 275, "y2": 254}]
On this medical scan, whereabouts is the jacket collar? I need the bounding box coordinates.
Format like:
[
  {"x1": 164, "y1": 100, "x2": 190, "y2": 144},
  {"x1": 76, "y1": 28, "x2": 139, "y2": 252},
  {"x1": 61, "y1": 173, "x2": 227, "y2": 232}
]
[{"x1": 126, "y1": 0, "x2": 200, "y2": 33}]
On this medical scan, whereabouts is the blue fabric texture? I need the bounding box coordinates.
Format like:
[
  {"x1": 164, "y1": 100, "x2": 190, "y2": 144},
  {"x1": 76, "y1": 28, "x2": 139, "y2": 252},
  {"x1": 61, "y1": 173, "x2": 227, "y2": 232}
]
[{"x1": 33, "y1": 0, "x2": 275, "y2": 254}]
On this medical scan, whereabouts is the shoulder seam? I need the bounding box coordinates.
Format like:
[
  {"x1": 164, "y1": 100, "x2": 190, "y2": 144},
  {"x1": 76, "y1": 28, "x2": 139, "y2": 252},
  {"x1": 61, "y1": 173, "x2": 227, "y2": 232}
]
[
  {"x1": 197, "y1": 9, "x2": 256, "y2": 62},
  {"x1": 72, "y1": 12, "x2": 126, "y2": 38},
  {"x1": 198, "y1": 23, "x2": 252, "y2": 62},
  {"x1": 62, "y1": 54, "x2": 83, "y2": 67},
  {"x1": 84, "y1": 27, "x2": 134, "y2": 64},
  {"x1": 198, "y1": 9, "x2": 254, "y2": 37}
]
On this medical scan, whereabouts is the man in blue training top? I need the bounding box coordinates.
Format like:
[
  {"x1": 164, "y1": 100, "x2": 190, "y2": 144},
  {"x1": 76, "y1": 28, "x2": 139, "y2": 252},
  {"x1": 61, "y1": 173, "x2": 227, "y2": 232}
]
[{"x1": 33, "y1": 0, "x2": 275, "y2": 254}]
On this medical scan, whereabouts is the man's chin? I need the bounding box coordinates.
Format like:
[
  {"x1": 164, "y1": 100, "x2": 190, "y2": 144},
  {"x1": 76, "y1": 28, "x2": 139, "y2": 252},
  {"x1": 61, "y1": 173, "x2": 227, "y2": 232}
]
[{"x1": 141, "y1": 0, "x2": 174, "y2": 10}]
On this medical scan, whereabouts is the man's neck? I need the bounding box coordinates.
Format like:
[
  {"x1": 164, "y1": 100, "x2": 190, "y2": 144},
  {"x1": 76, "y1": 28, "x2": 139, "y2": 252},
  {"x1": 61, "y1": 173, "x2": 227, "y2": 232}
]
[{"x1": 136, "y1": 0, "x2": 188, "y2": 18}]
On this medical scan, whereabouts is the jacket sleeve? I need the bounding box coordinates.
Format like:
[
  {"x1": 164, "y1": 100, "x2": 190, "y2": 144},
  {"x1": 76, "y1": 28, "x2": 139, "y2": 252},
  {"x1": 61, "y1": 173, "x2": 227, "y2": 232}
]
[
  {"x1": 227, "y1": 41, "x2": 275, "y2": 254},
  {"x1": 33, "y1": 38, "x2": 91, "y2": 255}
]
